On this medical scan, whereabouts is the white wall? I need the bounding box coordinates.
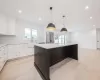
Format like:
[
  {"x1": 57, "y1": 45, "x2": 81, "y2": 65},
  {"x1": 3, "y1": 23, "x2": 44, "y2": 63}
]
[
  {"x1": 71, "y1": 29, "x2": 96, "y2": 49},
  {"x1": 0, "y1": 18, "x2": 45, "y2": 44}
]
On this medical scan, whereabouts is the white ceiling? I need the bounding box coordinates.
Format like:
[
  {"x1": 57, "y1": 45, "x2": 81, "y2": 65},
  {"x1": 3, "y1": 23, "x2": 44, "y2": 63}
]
[{"x1": 0, "y1": 0, "x2": 100, "y2": 31}]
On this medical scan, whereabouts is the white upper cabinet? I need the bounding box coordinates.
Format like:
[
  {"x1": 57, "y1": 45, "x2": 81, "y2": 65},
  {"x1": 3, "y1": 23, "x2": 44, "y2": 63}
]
[
  {"x1": 0, "y1": 13, "x2": 16, "y2": 35},
  {"x1": 7, "y1": 18, "x2": 16, "y2": 35},
  {"x1": 0, "y1": 14, "x2": 7, "y2": 34}
]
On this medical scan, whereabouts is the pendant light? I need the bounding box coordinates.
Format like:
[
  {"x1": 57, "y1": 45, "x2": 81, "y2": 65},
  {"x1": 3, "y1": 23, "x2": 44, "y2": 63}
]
[
  {"x1": 61, "y1": 15, "x2": 67, "y2": 32},
  {"x1": 47, "y1": 7, "x2": 56, "y2": 31}
]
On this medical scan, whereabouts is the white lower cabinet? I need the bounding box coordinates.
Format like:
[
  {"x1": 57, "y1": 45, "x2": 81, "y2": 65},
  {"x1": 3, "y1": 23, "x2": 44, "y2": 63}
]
[
  {"x1": 0, "y1": 43, "x2": 34, "y2": 71},
  {"x1": 19, "y1": 43, "x2": 34, "y2": 57},
  {"x1": 19, "y1": 44, "x2": 29, "y2": 57},
  {"x1": 8, "y1": 45, "x2": 20, "y2": 59},
  {"x1": 8, "y1": 43, "x2": 34, "y2": 60},
  {"x1": 0, "y1": 45, "x2": 7, "y2": 71}
]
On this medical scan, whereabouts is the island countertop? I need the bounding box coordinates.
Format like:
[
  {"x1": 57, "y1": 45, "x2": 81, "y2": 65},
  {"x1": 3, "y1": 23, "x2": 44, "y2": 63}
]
[{"x1": 34, "y1": 43, "x2": 77, "y2": 49}]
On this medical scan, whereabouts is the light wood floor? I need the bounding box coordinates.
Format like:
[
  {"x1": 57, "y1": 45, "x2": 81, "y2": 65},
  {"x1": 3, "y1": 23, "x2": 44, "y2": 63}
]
[{"x1": 0, "y1": 48, "x2": 100, "y2": 80}]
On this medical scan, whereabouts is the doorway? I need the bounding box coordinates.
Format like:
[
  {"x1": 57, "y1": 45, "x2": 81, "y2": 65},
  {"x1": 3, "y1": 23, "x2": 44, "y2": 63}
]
[{"x1": 96, "y1": 28, "x2": 100, "y2": 50}]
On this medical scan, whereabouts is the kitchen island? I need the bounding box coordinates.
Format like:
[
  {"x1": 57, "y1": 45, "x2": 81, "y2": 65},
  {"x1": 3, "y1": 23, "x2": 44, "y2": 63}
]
[{"x1": 34, "y1": 44, "x2": 78, "y2": 80}]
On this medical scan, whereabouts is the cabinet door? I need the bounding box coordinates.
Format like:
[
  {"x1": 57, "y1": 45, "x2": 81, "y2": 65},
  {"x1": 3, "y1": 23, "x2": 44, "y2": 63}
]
[
  {"x1": 7, "y1": 18, "x2": 16, "y2": 35},
  {"x1": 27, "y1": 47, "x2": 33, "y2": 55},
  {"x1": 8, "y1": 45, "x2": 20, "y2": 59},
  {"x1": 19, "y1": 44, "x2": 27, "y2": 57},
  {"x1": 0, "y1": 14, "x2": 7, "y2": 34},
  {"x1": 1, "y1": 46, "x2": 7, "y2": 61},
  {"x1": 20, "y1": 44, "x2": 34, "y2": 57},
  {"x1": 27, "y1": 43, "x2": 34, "y2": 55},
  {"x1": 0, "y1": 47, "x2": 4, "y2": 61},
  {"x1": 0, "y1": 46, "x2": 7, "y2": 71},
  {"x1": 0, "y1": 47, "x2": 6, "y2": 61}
]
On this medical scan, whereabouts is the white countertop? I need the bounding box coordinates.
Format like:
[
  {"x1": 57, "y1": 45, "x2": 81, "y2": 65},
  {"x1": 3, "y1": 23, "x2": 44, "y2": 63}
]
[
  {"x1": 34, "y1": 43, "x2": 77, "y2": 49},
  {"x1": 0, "y1": 44, "x2": 7, "y2": 48}
]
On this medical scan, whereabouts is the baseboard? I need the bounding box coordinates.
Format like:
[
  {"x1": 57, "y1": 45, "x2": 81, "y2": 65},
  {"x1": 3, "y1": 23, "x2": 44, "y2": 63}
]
[
  {"x1": 0, "y1": 61, "x2": 7, "y2": 73},
  {"x1": 7, "y1": 54, "x2": 34, "y2": 62}
]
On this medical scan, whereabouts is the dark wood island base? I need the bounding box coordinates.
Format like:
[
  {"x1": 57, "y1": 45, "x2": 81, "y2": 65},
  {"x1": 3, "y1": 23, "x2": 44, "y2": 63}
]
[{"x1": 34, "y1": 44, "x2": 78, "y2": 80}]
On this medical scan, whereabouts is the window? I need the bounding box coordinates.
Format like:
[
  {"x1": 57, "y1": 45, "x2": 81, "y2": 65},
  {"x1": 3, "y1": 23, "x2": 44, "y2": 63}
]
[
  {"x1": 55, "y1": 35, "x2": 66, "y2": 44},
  {"x1": 24, "y1": 28, "x2": 37, "y2": 42},
  {"x1": 59, "y1": 35, "x2": 65, "y2": 44},
  {"x1": 24, "y1": 28, "x2": 31, "y2": 39},
  {"x1": 32, "y1": 29, "x2": 37, "y2": 39},
  {"x1": 32, "y1": 29, "x2": 38, "y2": 42}
]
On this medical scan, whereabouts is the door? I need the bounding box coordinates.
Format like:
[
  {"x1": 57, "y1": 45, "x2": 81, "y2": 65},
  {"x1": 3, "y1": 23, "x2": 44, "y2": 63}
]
[{"x1": 97, "y1": 29, "x2": 100, "y2": 49}]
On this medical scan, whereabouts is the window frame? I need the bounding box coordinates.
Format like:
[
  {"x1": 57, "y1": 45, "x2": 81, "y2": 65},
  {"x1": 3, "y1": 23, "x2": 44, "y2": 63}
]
[
  {"x1": 24, "y1": 28, "x2": 38, "y2": 42},
  {"x1": 55, "y1": 35, "x2": 66, "y2": 44}
]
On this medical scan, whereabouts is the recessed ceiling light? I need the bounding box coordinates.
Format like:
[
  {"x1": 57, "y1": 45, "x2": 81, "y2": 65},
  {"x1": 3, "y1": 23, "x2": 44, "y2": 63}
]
[
  {"x1": 39, "y1": 17, "x2": 42, "y2": 20},
  {"x1": 85, "y1": 6, "x2": 89, "y2": 10},
  {"x1": 90, "y1": 17, "x2": 92, "y2": 19},
  {"x1": 18, "y1": 10, "x2": 22, "y2": 14},
  {"x1": 93, "y1": 25, "x2": 95, "y2": 27}
]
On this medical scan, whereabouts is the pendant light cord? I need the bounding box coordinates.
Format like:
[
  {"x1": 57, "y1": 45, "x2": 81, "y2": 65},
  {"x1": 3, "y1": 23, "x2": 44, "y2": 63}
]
[
  {"x1": 63, "y1": 15, "x2": 65, "y2": 28},
  {"x1": 60, "y1": 15, "x2": 68, "y2": 32},
  {"x1": 50, "y1": 7, "x2": 53, "y2": 23}
]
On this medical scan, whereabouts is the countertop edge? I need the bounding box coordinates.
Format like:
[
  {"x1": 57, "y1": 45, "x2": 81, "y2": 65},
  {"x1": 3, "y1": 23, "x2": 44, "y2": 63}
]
[{"x1": 34, "y1": 44, "x2": 78, "y2": 49}]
